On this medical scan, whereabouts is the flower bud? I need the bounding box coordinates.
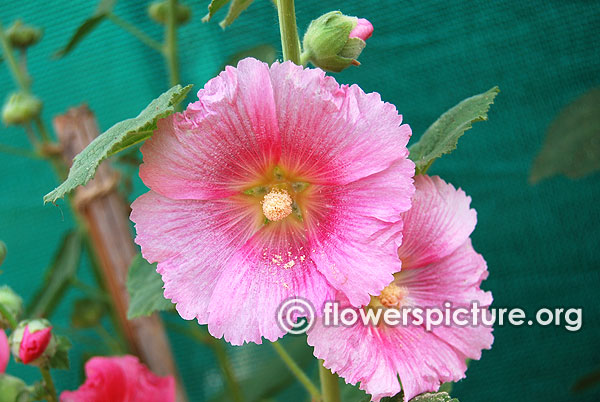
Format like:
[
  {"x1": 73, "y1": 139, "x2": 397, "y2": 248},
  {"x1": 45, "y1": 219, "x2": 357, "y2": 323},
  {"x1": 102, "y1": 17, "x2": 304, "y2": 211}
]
[
  {"x1": 302, "y1": 11, "x2": 373, "y2": 72},
  {"x1": 2, "y1": 92, "x2": 42, "y2": 126},
  {"x1": 6, "y1": 20, "x2": 42, "y2": 48},
  {"x1": 0, "y1": 286, "x2": 23, "y2": 329},
  {"x1": 0, "y1": 331, "x2": 8, "y2": 373},
  {"x1": 0, "y1": 374, "x2": 30, "y2": 402},
  {"x1": 148, "y1": 1, "x2": 191, "y2": 25},
  {"x1": 9, "y1": 319, "x2": 56, "y2": 367}
]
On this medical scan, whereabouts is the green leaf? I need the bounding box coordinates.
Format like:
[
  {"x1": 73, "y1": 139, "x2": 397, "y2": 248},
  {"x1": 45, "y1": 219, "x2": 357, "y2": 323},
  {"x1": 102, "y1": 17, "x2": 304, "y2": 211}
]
[
  {"x1": 54, "y1": 0, "x2": 117, "y2": 58},
  {"x1": 203, "y1": 0, "x2": 254, "y2": 28},
  {"x1": 219, "y1": 44, "x2": 277, "y2": 73},
  {"x1": 127, "y1": 254, "x2": 173, "y2": 319},
  {"x1": 410, "y1": 392, "x2": 459, "y2": 402},
  {"x1": 409, "y1": 87, "x2": 500, "y2": 174},
  {"x1": 26, "y1": 231, "x2": 83, "y2": 318},
  {"x1": 48, "y1": 335, "x2": 72, "y2": 370},
  {"x1": 530, "y1": 87, "x2": 600, "y2": 183},
  {"x1": 43, "y1": 84, "x2": 192, "y2": 204},
  {"x1": 70, "y1": 298, "x2": 106, "y2": 329}
]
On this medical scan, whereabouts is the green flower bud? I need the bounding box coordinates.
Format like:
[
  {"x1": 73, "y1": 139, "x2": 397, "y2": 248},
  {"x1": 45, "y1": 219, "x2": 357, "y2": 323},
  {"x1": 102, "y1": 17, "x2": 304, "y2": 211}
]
[
  {"x1": 302, "y1": 11, "x2": 372, "y2": 72},
  {"x1": 148, "y1": 1, "x2": 191, "y2": 25},
  {"x1": 2, "y1": 92, "x2": 42, "y2": 126},
  {"x1": 9, "y1": 319, "x2": 56, "y2": 367},
  {"x1": 0, "y1": 286, "x2": 23, "y2": 329},
  {"x1": 6, "y1": 20, "x2": 42, "y2": 48},
  {"x1": 0, "y1": 374, "x2": 31, "y2": 402}
]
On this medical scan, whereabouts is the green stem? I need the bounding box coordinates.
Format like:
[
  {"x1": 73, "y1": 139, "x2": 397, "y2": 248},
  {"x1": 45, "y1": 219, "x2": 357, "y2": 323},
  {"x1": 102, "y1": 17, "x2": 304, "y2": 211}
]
[
  {"x1": 165, "y1": 0, "x2": 180, "y2": 87},
  {"x1": 272, "y1": 341, "x2": 321, "y2": 400},
  {"x1": 39, "y1": 367, "x2": 58, "y2": 402},
  {"x1": 0, "y1": 22, "x2": 31, "y2": 91},
  {"x1": 0, "y1": 142, "x2": 41, "y2": 160},
  {"x1": 0, "y1": 303, "x2": 17, "y2": 329},
  {"x1": 319, "y1": 360, "x2": 341, "y2": 402},
  {"x1": 211, "y1": 339, "x2": 244, "y2": 402},
  {"x1": 107, "y1": 13, "x2": 163, "y2": 53},
  {"x1": 275, "y1": 0, "x2": 301, "y2": 64},
  {"x1": 300, "y1": 51, "x2": 311, "y2": 66}
]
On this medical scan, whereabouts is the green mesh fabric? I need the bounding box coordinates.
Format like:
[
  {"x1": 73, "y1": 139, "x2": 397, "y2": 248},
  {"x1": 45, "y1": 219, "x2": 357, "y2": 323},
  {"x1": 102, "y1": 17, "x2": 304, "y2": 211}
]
[{"x1": 1, "y1": 1, "x2": 599, "y2": 401}]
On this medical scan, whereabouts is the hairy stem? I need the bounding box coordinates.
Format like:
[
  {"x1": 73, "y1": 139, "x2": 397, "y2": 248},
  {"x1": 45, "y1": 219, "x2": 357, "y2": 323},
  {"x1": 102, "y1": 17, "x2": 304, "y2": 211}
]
[
  {"x1": 40, "y1": 367, "x2": 58, "y2": 402},
  {"x1": 275, "y1": 0, "x2": 301, "y2": 64},
  {"x1": 165, "y1": 0, "x2": 180, "y2": 87},
  {"x1": 272, "y1": 341, "x2": 321, "y2": 400},
  {"x1": 319, "y1": 360, "x2": 341, "y2": 402}
]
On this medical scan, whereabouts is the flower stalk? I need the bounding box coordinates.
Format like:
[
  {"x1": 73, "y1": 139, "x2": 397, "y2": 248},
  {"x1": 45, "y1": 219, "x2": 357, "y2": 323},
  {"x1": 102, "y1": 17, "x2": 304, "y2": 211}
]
[
  {"x1": 40, "y1": 367, "x2": 58, "y2": 402},
  {"x1": 272, "y1": 341, "x2": 321, "y2": 400},
  {"x1": 275, "y1": 0, "x2": 301, "y2": 64},
  {"x1": 319, "y1": 360, "x2": 341, "y2": 402},
  {"x1": 165, "y1": 0, "x2": 180, "y2": 87}
]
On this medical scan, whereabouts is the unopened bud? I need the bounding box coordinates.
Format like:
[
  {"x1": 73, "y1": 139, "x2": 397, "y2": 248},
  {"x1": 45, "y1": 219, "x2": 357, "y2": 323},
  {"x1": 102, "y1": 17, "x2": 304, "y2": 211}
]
[
  {"x1": 0, "y1": 286, "x2": 23, "y2": 329},
  {"x1": 2, "y1": 92, "x2": 42, "y2": 126},
  {"x1": 9, "y1": 319, "x2": 56, "y2": 367},
  {"x1": 0, "y1": 374, "x2": 30, "y2": 402},
  {"x1": 149, "y1": 1, "x2": 191, "y2": 25},
  {"x1": 302, "y1": 11, "x2": 373, "y2": 72},
  {"x1": 6, "y1": 20, "x2": 42, "y2": 48}
]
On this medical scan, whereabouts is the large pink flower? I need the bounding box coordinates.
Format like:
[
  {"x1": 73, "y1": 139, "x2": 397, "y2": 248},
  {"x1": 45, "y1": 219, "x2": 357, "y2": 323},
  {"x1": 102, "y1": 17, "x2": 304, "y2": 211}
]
[
  {"x1": 60, "y1": 355, "x2": 175, "y2": 402},
  {"x1": 131, "y1": 58, "x2": 414, "y2": 344},
  {"x1": 307, "y1": 175, "x2": 493, "y2": 401}
]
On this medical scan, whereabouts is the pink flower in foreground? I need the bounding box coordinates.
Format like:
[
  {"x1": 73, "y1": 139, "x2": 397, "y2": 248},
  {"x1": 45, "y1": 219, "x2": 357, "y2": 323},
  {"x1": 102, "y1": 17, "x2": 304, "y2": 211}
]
[
  {"x1": 19, "y1": 325, "x2": 52, "y2": 364},
  {"x1": 307, "y1": 175, "x2": 493, "y2": 401},
  {"x1": 0, "y1": 330, "x2": 9, "y2": 372},
  {"x1": 60, "y1": 355, "x2": 175, "y2": 402},
  {"x1": 349, "y1": 18, "x2": 374, "y2": 41},
  {"x1": 131, "y1": 57, "x2": 415, "y2": 345}
]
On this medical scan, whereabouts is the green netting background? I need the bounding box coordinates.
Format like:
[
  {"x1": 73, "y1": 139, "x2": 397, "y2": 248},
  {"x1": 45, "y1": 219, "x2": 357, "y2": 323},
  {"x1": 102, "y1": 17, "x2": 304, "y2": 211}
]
[{"x1": 1, "y1": 1, "x2": 599, "y2": 401}]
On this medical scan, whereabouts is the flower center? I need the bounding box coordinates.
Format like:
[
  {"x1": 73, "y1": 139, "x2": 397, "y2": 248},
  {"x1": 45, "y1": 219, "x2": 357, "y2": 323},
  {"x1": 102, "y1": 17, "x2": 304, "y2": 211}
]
[
  {"x1": 262, "y1": 189, "x2": 293, "y2": 222},
  {"x1": 375, "y1": 283, "x2": 407, "y2": 308}
]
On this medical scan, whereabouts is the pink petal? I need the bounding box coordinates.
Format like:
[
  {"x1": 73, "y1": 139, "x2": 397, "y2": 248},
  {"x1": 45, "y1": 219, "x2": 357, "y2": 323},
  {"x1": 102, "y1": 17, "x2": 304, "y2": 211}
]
[
  {"x1": 0, "y1": 330, "x2": 8, "y2": 373},
  {"x1": 207, "y1": 223, "x2": 334, "y2": 345},
  {"x1": 397, "y1": 240, "x2": 492, "y2": 308},
  {"x1": 305, "y1": 160, "x2": 414, "y2": 306},
  {"x1": 139, "y1": 59, "x2": 280, "y2": 200},
  {"x1": 270, "y1": 61, "x2": 412, "y2": 186},
  {"x1": 130, "y1": 191, "x2": 262, "y2": 322},
  {"x1": 19, "y1": 325, "x2": 52, "y2": 364},
  {"x1": 398, "y1": 175, "x2": 476, "y2": 269},
  {"x1": 349, "y1": 18, "x2": 374, "y2": 41}
]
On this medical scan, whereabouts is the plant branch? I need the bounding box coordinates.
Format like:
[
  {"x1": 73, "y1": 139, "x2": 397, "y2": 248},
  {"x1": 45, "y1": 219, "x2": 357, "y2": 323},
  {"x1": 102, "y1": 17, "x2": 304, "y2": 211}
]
[
  {"x1": 107, "y1": 13, "x2": 163, "y2": 53},
  {"x1": 39, "y1": 367, "x2": 58, "y2": 402},
  {"x1": 272, "y1": 341, "x2": 321, "y2": 400},
  {"x1": 0, "y1": 22, "x2": 31, "y2": 90},
  {"x1": 275, "y1": 0, "x2": 301, "y2": 64},
  {"x1": 0, "y1": 303, "x2": 17, "y2": 329},
  {"x1": 319, "y1": 360, "x2": 341, "y2": 402},
  {"x1": 165, "y1": 0, "x2": 180, "y2": 87}
]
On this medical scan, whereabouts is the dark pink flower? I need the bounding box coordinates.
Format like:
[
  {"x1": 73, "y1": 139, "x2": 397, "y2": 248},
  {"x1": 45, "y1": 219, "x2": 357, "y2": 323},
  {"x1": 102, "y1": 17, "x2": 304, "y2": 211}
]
[
  {"x1": 19, "y1": 325, "x2": 52, "y2": 364},
  {"x1": 60, "y1": 355, "x2": 175, "y2": 402},
  {"x1": 131, "y1": 58, "x2": 415, "y2": 345},
  {"x1": 0, "y1": 330, "x2": 9, "y2": 372},
  {"x1": 349, "y1": 18, "x2": 374, "y2": 41},
  {"x1": 308, "y1": 175, "x2": 493, "y2": 401}
]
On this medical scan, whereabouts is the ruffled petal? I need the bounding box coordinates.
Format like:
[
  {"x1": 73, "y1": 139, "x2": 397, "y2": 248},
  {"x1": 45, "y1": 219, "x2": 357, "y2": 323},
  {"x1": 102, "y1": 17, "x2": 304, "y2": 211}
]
[
  {"x1": 398, "y1": 175, "x2": 477, "y2": 269},
  {"x1": 304, "y1": 160, "x2": 414, "y2": 306},
  {"x1": 207, "y1": 221, "x2": 334, "y2": 345},
  {"x1": 130, "y1": 191, "x2": 262, "y2": 322},
  {"x1": 139, "y1": 58, "x2": 280, "y2": 200},
  {"x1": 270, "y1": 61, "x2": 412, "y2": 186}
]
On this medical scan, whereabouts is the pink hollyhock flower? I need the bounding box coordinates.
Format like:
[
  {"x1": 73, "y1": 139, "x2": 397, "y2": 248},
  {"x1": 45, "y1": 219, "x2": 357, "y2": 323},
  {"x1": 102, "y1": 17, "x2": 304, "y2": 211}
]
[
  {"x1": 131, "y1": 58, "x2": 415, "y2": 345},
  {"x1": 307, "y1": 175, "x2": 493, "y2": 401},
  {"x1": 19, "y1": 325, "x2": 52, "y2": 364},
  {"x1": 349, "y1": 18, "x2": 374, "y2": 41},
  {"x1": 0, "y1": 330, "x2": 9, "y2": 372},
  {"x1": 60, "y1": 355, "x2": 175, "y2": 402}
]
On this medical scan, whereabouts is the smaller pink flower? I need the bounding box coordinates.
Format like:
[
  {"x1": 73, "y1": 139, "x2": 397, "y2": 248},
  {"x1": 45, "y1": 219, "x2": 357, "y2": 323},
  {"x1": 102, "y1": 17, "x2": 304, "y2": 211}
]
[
  {"x1": 60, "y1": 355, "x2": 175, "y2": 402},
  {"x1": 0, "y1": 330, "x2": 9, "y2": 372},
  {"x1": 19, "y1": 325, "x2": 52, "y2": 364},
  {"x1": 349, "y1": 18, "x2": 374, "y2": 41}
]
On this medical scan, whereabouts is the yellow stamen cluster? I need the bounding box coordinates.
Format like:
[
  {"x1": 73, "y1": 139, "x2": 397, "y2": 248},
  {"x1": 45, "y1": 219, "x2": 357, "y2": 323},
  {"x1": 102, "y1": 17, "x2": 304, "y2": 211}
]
[{"x1": 262, "y1": 189, "x2": 293, "y2": 221}]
